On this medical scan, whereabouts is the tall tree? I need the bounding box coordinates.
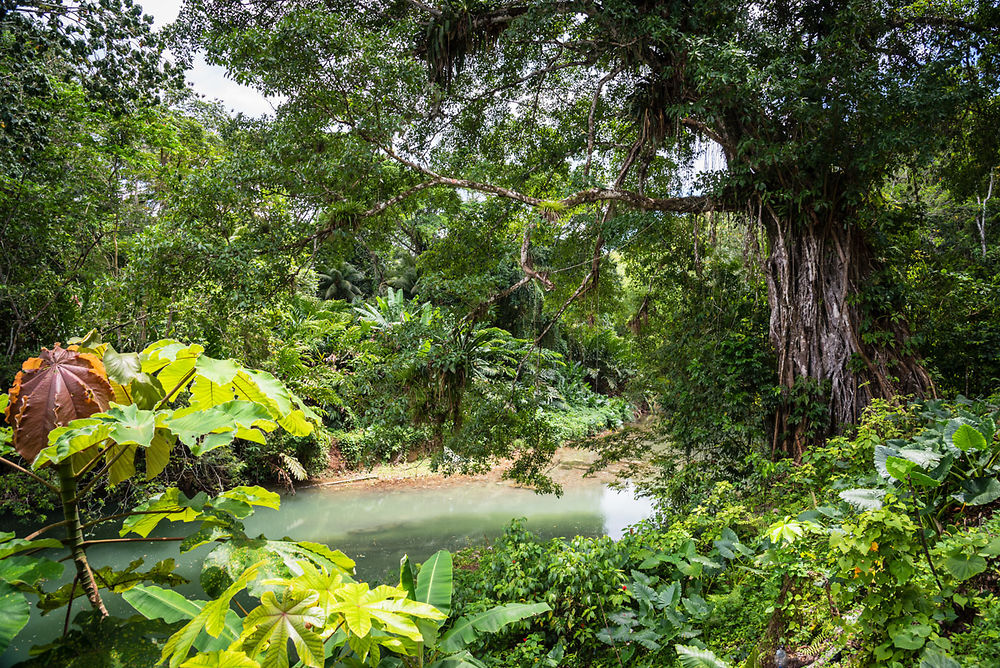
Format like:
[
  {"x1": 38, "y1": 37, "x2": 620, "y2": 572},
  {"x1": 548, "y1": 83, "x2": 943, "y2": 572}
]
[
  {"x1": 0, "y1": 0, "x2": 181, "y2": 370},
  {"x1": 177, "y1": 0, "x2": 999, "y2": 454}
]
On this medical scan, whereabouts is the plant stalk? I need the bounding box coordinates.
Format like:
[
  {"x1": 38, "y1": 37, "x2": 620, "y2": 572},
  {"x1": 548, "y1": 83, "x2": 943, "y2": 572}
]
[
  {"x1": 57, "y1": 461, "x2": 108, "y2": 617},
  {"x1": 908, "y1": 477, "x2": 944, "y2": 591}
]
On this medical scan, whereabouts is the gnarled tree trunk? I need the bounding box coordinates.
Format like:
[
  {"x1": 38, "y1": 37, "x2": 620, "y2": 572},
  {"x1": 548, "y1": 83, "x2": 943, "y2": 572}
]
[{"x1": 762, "y1": 207, "x2": 933, "y2": 459}]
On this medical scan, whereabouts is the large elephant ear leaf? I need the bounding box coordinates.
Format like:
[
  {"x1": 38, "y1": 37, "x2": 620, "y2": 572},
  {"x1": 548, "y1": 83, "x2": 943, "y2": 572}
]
[
  {"x1": 4, "y1": 344, "x2": 113, "y2": 464},
  {"x1": 952, "y1": 423, "x2": 988, "y2": 452}
]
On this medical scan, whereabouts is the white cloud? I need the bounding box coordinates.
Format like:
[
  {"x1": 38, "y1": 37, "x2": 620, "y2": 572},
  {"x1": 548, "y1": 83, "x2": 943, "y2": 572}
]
[{"x1": 139, "y1": 0, "x2": 281, "y2": 117}]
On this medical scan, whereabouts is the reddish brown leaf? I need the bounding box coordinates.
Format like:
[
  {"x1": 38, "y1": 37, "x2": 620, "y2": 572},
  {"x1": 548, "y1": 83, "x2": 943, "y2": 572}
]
[{"x1": 4, "y1": 344, "x2": 113, "y2": 464}]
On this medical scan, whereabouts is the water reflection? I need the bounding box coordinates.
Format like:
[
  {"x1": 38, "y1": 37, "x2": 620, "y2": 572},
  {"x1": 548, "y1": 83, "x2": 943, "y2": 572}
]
[{"x1": 0, "y1": 480, "x2": 653, "y2": 665}]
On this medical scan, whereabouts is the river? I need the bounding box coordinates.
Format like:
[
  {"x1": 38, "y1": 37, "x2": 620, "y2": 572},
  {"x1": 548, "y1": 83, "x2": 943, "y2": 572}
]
[{"x1": 0, "y1": 477, "x2": 653, "y2": 665}]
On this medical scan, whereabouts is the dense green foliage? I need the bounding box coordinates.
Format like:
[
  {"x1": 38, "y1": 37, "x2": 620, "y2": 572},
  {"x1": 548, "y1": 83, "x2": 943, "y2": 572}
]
[{"x1": 2, "y1": 0, "x2": 1000, "y2": 666}]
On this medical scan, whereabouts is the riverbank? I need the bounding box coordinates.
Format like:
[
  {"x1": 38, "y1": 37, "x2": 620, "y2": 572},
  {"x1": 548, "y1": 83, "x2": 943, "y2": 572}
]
[
  {"x1": 301, "y1": 444, "x2": 647, "y2": 492},
  {"x1": 303, "y1": 417, "x2": 666, "y2": 493}
]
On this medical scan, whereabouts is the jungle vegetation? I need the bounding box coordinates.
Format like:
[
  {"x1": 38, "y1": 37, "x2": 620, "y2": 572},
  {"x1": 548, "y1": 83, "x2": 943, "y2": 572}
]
[{"x1": 1, "y1": 0, "x2": 999, "y2": 666}]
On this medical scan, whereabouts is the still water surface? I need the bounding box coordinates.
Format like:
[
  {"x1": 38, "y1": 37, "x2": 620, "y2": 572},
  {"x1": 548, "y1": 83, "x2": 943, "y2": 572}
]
[{"x1": 1, "y1": 479, "x2": 653, "y2": 665}]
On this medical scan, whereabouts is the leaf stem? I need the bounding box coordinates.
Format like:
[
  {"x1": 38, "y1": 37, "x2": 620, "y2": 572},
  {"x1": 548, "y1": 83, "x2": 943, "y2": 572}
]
[
  {"x1": 0, "y1": 456, "x2": 60, "y2": 493},
  {"x1": 77, "y1": 537, "x2": 184, "y2": 547},
  {"x1": 24, "y1": 519, "x2": 71, "y2": 540},
  {"x1": 80, "y1": 508, "x2": 188, "y2": 530},
  {"x1": 77, "y1": 441, "x2": 138, "y2": 498},
  {"x1": 909, "y1": 477, "x2": 944, "y2": 591},
  {"x1": 156, "y1": 367, "x2": 197, "y2": 410}
]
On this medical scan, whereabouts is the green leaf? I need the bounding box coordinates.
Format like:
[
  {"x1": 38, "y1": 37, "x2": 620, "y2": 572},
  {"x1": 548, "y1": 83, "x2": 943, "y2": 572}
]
[
  {"x1": 201, "y1": 538, "x2": 350, "y2": 598},
  {"x1": 153, "y1": 345, "x2": 204, "y2": 402},
  {"x1": 0, "y1": 582, "x2": 30, "y2": 654},
  {"x1": 106, "y1": 442, "x2": 138, "y2": 485},
  {"x1": 122, "y1": 585, "x2": 242, "y2": 652},
  {"x1": 437, "y1": 603, "x2": 549, "y2": 652},
  {"x1": 0, "y1": 555, "x2": 63, "y2": 588},
  {"x1": 981, "y1": 537, "x2": 1000, "y2": 557},
  {"x1": 839, "y1": 488, "x2": 885, "y2": 510},
  {"x1": 146, "y1": 430, "x2": 174, "y2": 480},
  {"x1": 231, "y1": 370, "x2": 293, "y2": 417},
  {"x1": 920, "y1": 649, "x2": 962, "y2": 668},
  {"x1": 104, "y1": 404, "x2": 157, "y2": 448},
  {"x1": 942, "y1": 554, "x2": 987, "y2": 581},
  {"x1": 675, "y1": 644, "x2": 729, "y2": 668},
  {"x1": 35, "y1": 420, "x2": 111, "y2": 468},
  {"x1": 218, "y1": 486, "x2": 280, "y2": 511},
  {"x1": 952, "y1": 477, "x2": 1000, "y2": 506},
  {"x1": 103, "y1": 347, "x2": 142, "y2": 385},
  {"x1": 194, "y1": 356, "x2": 242, "y2": 386},
  {"x1": 123, "y1": 584, "x2": 203, "y2": 623},
  {"x1": 121, "y1": 488, "x2": 205, "y2": 538},
  {"x1": 0, "y1": 535, "x2": 63, "y2": 560},
  {"x1": 952, "y1": 424, "x2": 987, "y2": 451},
  {"x1": 181, "y1": 650, "x2": 259, "y2": 668},
  {"x1": 189, "y1": 377, "x2": 236, "y2": 410},
  {"x1": 128, "y1": 373, "x2": 166, "y2": 410},
  {"x1": 329, "y1": 583, "x2": 444, "y2": 643},
  {"x1": 415, "y1": 550, "x2": 452, "y2": 617},
  {"x1": 426, "y1": 651, "x2": 488, "y2": 668},
  {"x1": 896, "y1": 448, "x2": 942, "y2": 468},
  {"x1": 161, "y1": 564, "x2": 261, "y2": 668},
  {"x1": 399, "y1": 555, "x2": 416, "y2": 600},
  {"x1": 909, "y1": 471, "x2": 942, "y2": 487},
  {"x1": 885, "y1": 456, "x2": 917, "y2": 481},
  {"x1": 241, "y1": 589, "x2": 324, "y2": 668},
  {"x1": 277, "y1": 409, "x2": 313, "y2": 437},
  {"x1": 681, "y1": 594, "x2": 711, "y2": 619}
]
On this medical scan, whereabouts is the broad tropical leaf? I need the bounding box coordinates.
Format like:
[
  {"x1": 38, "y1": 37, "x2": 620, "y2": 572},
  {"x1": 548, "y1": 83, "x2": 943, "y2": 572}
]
[
  {"x1": 952, "y1": 424, "x2": 988, "y2": 452},
  {"x1": 0, "y1": 532, "x2": 64, "y2": 559},
  {"x1": 181, "y1": 650, "x2": 259, "y2": 668},
  {"x1": 161, "y1": 564, "x2": 261, "y2": 668},
  {"x1": 839, "y1": 488, "x2": 885, "y2": 510},
  {"x1": 329, "y1": 583, "x2": 444, "y2": 642},
  {"x1": 952, "y1": 477, "x2": 1000, "y2": 506},
  {"x1": 4, "y1": 345, "x2": 112, "y2": 463},
  {"x1": 426, "y1": 651, "x2": 489, "y2": 668},
  {"x1": 121, "y1": 488, "x2": 207, "y2": 537},
  {"x1": 920, "y1": 650, "x2": 962, "y2": 668},
  {"x1": 399, "y1": 555, "x2": 416, "y2": 600},
  {"x1": 240, "y1": 589, "x2": 324, "y2": 668},
  {"x1": 415, "y1": 550, "x2": 453, "y2": 616},
  {"x1": 201, "y1": 538, "x2": 350, "y2": 598},
  {"x1": 437, "y1": 602, "x2": 550, "y2": 652},
  {"x1": 122, "y1": 585, "x2": 243, "y2": 652},
  {"x1": 0, "y1": 582, "x2": 30, "y2": 654},
  {"x1": 942, "y1": 554, "x2": 988, "y2": 581},
  {"x1": 675, "y1": 644, "x2": 729, "y2": 667}
]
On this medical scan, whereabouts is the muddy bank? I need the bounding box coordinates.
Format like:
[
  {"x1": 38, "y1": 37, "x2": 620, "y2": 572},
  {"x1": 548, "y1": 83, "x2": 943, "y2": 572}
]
[{"x1": 302, "y1": 443, "x2": 653, "y2": 493}]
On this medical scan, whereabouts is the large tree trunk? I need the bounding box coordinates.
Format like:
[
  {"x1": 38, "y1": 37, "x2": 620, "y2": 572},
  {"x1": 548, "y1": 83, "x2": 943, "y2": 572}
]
[{"x1": 763, "y1": 209, "x2": 933, "y2": 459}]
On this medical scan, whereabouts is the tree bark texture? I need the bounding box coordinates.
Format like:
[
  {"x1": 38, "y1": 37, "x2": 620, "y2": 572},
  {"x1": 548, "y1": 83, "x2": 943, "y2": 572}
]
[{"x1": 762, "y1": 209, "x2": 933, "y2": 459}]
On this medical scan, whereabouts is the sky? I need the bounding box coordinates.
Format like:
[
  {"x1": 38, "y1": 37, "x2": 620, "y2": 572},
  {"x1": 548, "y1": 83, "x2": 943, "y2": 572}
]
[
  {"x1": 137, "y1": 0, "x2": 724, "y2": 181},
  {"x1": 141, "y1": 0, "x2": 278, "y2": 117}
]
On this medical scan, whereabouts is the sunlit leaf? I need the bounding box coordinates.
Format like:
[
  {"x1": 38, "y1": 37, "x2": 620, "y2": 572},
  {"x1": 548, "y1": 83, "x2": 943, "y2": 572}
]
[
  {"x1": 241, "y1": 589, "x2": 324, "y2": 668},
  {"x1": 161, "y1": 564, "x2": 261, "y2": 668},
  {"x1": 181, "y1": 650, "x2": 260, "y2": 668},
  {"x1": 437, "y1": 602, "x2": 547, "y2": 652}
]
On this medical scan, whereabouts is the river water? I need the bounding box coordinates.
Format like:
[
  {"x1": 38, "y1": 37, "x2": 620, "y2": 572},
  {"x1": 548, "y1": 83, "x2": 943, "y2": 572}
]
[{"x1": 0, "y1": 478, "x2": 654, "y2": 665}]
